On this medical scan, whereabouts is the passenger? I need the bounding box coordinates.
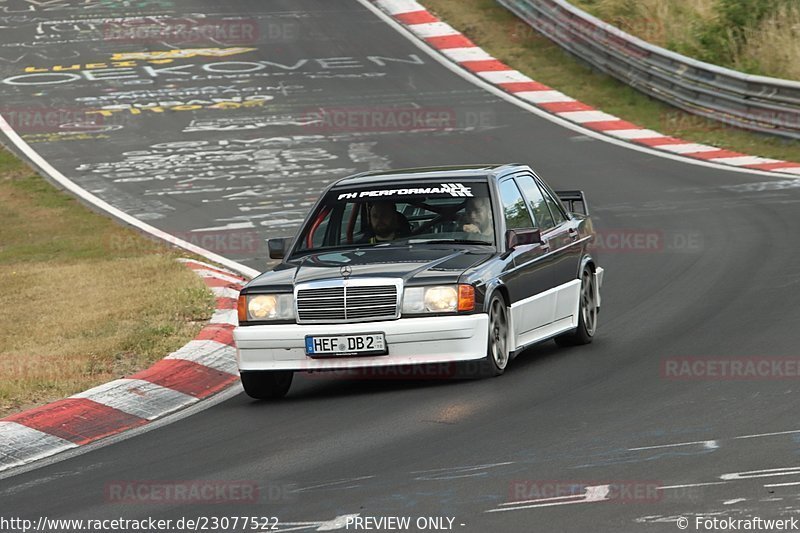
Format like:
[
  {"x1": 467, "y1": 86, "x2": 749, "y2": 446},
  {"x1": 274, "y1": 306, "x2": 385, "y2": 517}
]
[{"x1": 461, "y1": 196, "x2": 494, "y2": 239}]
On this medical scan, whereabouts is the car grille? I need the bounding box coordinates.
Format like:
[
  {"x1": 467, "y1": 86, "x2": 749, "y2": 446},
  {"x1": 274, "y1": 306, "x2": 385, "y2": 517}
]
[{"x1": 296, "y1": 282, "x2": 400, "y2": 323}]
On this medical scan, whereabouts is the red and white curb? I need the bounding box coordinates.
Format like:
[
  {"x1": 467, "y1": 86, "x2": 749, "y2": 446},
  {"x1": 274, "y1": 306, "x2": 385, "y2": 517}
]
[
  {"x1": 0, "y1": 259, "x2": 245, "y2": 473},
  {"x1": 374, "y1": 0, "x2": 800, "y2": 176}
]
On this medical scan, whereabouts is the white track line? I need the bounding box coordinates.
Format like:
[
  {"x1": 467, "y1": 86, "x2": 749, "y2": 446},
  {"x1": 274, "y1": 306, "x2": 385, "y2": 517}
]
[
  {"x1": 658, "y1": 482, "x2": 728, "y2": 490},
  {"x1": 628, "y1": 440, "x2": 718, "y2": 451},
  {"x1": 735, "y1": 429, "x2": 800, "y2": 439},
  {"x1": 764, "y1": 481, "x2": 800, "y2": 488}
]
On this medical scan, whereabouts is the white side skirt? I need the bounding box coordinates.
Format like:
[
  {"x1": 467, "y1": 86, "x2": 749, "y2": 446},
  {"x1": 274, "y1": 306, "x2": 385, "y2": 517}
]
[{"x1": 509, "y1": 279, "x2": 581, "y2": 350}]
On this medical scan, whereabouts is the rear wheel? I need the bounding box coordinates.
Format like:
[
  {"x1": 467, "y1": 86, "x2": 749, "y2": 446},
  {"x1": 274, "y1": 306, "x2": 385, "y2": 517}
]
[
  {"x1": 555, "y1": 265, "x2": 598, "y2": 346},
  {"x1": 478, "y1": 294, "x2": 510, "y2": 377},
  {"x1": 240, "y1": 371, "x2": 293, "y2": 400}
]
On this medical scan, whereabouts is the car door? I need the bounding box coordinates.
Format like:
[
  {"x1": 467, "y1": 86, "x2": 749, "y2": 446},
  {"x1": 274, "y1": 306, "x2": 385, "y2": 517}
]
[
  {"x1": 497, "y1": 178, "x2": 554, "y2": 348},
  {"x1": 535, "y1": 176, "x2": 583, "y2": 287},
  {"x1": 527, "y1": 174, "x2": 584, "y2": 327}
]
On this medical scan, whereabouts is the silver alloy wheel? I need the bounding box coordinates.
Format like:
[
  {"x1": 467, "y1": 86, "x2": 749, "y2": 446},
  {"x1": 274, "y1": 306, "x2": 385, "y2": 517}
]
[
  {"x1": 489, "y1": 297, "x2": 509, "y2": 369},
  {"x1": 581, "y1": 269, "x2": 598, "y2": 337}
]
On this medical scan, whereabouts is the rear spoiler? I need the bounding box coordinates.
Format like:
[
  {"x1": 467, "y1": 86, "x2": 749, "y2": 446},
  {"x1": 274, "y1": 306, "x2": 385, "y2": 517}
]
[{"x1": 555, "y1": 190, "x2": 588, "y2": 216}]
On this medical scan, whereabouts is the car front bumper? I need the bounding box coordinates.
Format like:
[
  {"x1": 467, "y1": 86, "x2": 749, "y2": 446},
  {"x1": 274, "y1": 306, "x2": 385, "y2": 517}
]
[{"x1": 234, "y1": 314, "x2": 489, "y2": 371}]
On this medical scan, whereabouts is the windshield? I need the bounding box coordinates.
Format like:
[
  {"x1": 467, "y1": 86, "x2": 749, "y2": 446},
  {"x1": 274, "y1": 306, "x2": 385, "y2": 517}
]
[{"x1": 296, "y1": 181, "x2": 494, "y2": 252}]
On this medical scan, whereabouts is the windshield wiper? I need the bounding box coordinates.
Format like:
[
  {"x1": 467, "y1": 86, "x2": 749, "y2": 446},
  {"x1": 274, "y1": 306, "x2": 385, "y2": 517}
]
[{"x1": 410, "y1": 239, "x2": 493, "y2": 245}]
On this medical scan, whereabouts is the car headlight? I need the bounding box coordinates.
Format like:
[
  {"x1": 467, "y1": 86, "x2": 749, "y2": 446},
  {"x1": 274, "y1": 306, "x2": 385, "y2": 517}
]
[
  {"x1": 237, "y1": 293, "x2": 295, "y2": 322},
  {"x1": 425, "y1": 286, "x2": 458, "y2": 312},
  {"x1": 402, "y1": 285, "x2": 475, "y2": 314}
]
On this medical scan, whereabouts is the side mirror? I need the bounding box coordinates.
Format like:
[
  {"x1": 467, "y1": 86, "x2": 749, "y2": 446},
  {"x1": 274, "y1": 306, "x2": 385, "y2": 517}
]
[
  {"x1": 505, "y1": 228, "x2": 542, "y2": 249},
  {"x1": 267, "y1": 238, "x2": 288, "y2": 260},
  {"x1": 555, "y1": 190, "x2": 589, "y2": 216}
]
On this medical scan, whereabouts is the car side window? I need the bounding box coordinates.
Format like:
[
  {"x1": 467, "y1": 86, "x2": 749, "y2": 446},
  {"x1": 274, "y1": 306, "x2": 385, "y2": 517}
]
[
  {"x1": 538, "y1": 183, "x2": 568, "y2": 226},
  {"x1": 515, "y1": 175, "x2": 554, "y2": 230},
  {"x1": 300, "y1": 206, "x2": 334, "y2": 250},
  {"x1": 498, "y1": 179, "x2": 534, "y2": 230},
  {"x1": 339, "y1": 202, "x2": 366, "y2": 244}
]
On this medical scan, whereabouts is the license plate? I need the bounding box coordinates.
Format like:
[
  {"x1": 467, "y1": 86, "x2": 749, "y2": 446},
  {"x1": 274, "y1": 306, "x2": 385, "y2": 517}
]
[{"x1": 305, "y1": 333, "x2": 387, "y2": 357}]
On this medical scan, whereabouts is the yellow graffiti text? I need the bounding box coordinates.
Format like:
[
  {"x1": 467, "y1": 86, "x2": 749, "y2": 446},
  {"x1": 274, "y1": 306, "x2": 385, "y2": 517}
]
[
  {"x1": 110, "y1": 47, "x2": 256, "y2": 61},
  {"x1": 86, "y1": 99, "x2": 267, "y2": 116}
]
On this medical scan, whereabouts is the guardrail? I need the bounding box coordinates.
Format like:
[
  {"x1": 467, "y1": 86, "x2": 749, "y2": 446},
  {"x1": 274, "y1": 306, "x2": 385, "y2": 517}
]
[{"x1": 497, "y1": 0, "x2": 800, "y2": 140}]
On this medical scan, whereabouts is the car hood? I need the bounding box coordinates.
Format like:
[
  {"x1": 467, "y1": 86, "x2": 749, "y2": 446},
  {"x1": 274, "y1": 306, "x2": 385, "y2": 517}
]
[{"x1": 245, "y1": 246, "x2": 494, "y2": 291}]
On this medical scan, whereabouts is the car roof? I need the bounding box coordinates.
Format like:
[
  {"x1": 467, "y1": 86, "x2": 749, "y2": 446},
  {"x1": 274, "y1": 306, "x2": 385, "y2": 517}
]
[{"x1": 332, "y1": 164, "x2": 527, "y2": 187}]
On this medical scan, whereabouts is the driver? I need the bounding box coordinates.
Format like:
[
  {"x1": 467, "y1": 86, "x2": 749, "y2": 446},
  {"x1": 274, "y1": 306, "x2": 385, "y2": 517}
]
[{"x1": 364, "y1": 201, "x2": 411, "y2": 243}]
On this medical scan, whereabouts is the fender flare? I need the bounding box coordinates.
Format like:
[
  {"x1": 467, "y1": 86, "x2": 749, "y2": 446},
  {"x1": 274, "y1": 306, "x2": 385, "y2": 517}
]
[
  {"x1": 578, "y1": 254, "x2": 603, "y2": 308},
  {"x1": 482, "y1": 279, "x2": 518, "y2": 357},
  {"x1": 578, "y1": 253, "x2": 596, "y2": 277},
  {"x1": 482, "y1": 279, "x2": 509, "y2": 313}
]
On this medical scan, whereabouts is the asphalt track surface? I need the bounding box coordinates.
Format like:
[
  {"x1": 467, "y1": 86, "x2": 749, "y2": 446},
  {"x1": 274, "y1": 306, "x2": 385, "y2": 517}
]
[{"x1": 1, "y1": 1, "x2": 799, "y2": 531}]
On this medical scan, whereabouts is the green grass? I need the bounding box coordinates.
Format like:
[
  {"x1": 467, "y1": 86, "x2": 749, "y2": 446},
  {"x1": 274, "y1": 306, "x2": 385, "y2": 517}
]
[
  {"x1": 572, "y1": 0, "x2": 800, "y2": 79},
  {"x1": 421, "y1": 0, "x2": 800, "y2": 162},
  {"x1": 0, "y1": 147, "x2": 215, "y2": 416}
]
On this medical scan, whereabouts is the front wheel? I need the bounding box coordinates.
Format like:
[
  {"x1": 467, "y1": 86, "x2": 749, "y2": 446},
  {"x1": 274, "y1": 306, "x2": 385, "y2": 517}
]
[
  {"x1": 240, "y1": 370, "x2": 293, "y2": 400},
  {"x1": 555, "y1": 266, "x2": 598, "y2": 347},
  {"x1": 478, "y1": 294, "x2": 510, "y2": 377}
]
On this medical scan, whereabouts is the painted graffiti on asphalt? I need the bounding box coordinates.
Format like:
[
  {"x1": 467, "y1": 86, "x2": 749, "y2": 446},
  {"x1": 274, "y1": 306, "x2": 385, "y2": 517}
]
[
  {"x1": 182, "y1": 116, "x2": 324, "y2": 132},
  {"x1": 73, "y1": 83, "x2": 302, "y2": 104},
  {"x1": 1, "y1": 54, "x2": 426, "y2": 85},
  {"x1": 86, "y1": 94, "x2": 275, "y2": 116},
  {"x1": 0, "y1": 0, "x2": 174, "y2": 14},
  {"x1": 22, "y1": 131, "x2": 110, "y2": 143},
  {"x1": 76, "y1": 137, "x2": 351, "y2": 185},
  {"x1": 73, "y1": 136, "x2": 392, "y2": 233}
]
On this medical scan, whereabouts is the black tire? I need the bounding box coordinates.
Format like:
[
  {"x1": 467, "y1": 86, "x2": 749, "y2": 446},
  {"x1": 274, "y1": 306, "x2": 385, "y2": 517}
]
[
  {"x1": 555, "y1": 265, "x2": 598, "y2": 347},
  {"x1": 240, "y1": 370, "x2": 293, "y2": 400},
  {"x1": 478, "y1": 294, "x2": 511, "y2": 377}
]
